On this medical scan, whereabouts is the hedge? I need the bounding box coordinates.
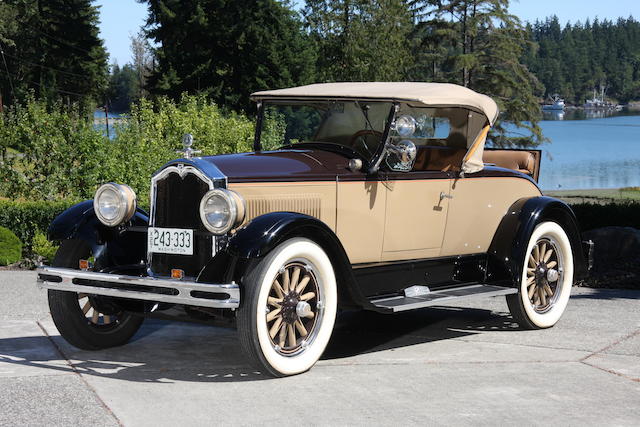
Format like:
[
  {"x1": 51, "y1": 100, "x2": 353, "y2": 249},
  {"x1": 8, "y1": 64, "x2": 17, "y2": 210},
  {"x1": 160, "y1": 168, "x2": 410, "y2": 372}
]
[
  {"x1": 0, "y1": 199, "x2": 77, "y2": 254},
  {"x1": 571, "y1": 202, "x2": 640, "y2": 232}
]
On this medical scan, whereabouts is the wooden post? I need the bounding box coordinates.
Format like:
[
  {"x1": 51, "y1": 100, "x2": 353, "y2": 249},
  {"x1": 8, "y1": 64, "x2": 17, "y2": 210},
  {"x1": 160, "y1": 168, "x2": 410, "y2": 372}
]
[{"x1": 104, "y1": 102, "x2": 110, "y2": 139}]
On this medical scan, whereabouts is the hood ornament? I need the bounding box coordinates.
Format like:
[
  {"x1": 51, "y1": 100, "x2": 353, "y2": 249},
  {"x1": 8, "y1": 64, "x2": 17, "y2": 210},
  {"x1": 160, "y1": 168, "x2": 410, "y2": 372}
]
[{"x1": 177, "y1": 134, "x2": 201, "y2": 159}]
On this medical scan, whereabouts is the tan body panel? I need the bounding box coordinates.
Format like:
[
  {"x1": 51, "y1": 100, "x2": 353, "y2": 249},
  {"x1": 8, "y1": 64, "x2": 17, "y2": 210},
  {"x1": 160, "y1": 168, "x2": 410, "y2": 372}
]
[
  {"x1": 229, "y1": 175, "x2": 540, "y2": 266},
  {"x1": 228, "y1": 182, "x2": 337, "y2": 232},
  {"x1": 335, "y1": 181, "x2": 387, "y2": 264},
  {"x1": 441, "y1": 177, "x2": 541, "y2": 256},
  {"x1": 381, "y1": 179, "x2": 450, "y2": 262}
]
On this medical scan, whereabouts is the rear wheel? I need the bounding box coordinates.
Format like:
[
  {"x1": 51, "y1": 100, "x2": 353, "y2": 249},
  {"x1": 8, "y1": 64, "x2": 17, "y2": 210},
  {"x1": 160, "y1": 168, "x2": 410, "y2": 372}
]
[
  {"x1": 237, "y1": 238, "x2": 337, "y2": 377},
  {"x1": 47, "y1": 240, "x2": 144, "y2": 350},
  {"x1": 506, "y1": 222, "x2": 574, "y2": 329}
]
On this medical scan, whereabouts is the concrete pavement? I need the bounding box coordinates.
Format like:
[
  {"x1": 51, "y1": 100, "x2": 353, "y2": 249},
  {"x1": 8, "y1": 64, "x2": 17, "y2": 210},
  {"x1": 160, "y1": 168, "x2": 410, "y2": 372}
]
[{"x1": 0, "y1": 271, "x2": 638, "y2": 426}]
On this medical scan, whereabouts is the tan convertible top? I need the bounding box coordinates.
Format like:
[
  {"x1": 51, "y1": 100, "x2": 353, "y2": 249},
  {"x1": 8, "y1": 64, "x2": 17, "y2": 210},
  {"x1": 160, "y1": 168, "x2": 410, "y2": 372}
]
[{"x1": 252, "y1": 82, "x2": 499, "y2": 125}]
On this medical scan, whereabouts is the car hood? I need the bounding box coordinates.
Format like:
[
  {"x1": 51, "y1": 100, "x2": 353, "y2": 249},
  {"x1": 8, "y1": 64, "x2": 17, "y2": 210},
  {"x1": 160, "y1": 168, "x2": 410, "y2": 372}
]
[{"x1": 200, "y1": 149, "x2": 352, "y2": 183}]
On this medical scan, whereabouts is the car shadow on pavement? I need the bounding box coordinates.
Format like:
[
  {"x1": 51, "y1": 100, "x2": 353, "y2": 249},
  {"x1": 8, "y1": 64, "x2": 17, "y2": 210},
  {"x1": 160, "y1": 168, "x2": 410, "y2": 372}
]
[
  {"x1": 323, "y1": 306, "x2": 519, "y2": 359},
  {"x1": 0, "y1": 307, "x2": 518, "y2": 383},
  {"x1": 570, "y1": 288, "x2": 640, "y2": 300}
]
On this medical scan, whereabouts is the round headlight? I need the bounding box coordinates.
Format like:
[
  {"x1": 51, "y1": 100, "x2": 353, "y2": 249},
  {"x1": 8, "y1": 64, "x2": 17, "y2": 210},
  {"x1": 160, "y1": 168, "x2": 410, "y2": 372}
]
[
  {"x1": 199, "y1": 189, "x2": 245, "y2": 235},
  {"x1": 93, "y1": 183, "x2": 137, "y2": 227},
  {"x1": 395, "y1": 115, "x2": 416, "y2": 137}
]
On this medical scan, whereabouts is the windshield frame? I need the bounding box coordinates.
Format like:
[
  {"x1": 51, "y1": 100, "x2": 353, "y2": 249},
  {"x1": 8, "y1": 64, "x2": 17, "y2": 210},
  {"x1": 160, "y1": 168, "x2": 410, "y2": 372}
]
[{"x1": 254, "y1": 99, "x2": 397, "y2": 168}]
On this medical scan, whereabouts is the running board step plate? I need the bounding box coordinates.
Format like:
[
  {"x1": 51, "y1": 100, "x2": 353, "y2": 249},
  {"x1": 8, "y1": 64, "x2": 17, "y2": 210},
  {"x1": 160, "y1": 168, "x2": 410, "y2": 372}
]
[{"x1": 370, "y1": 284, "x2": 517, "y2": 312}]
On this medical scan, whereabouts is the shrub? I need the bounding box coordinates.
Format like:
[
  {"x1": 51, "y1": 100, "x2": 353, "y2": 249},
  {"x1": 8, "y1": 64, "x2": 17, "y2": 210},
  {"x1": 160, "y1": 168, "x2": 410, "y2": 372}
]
[
  {"x1": 32, "y1": 231, "x2": 59, "y2": 263},
  {"x1": 0, "y1": 97, "x2": 111, "y2": 201},
  {"x1": 571, "y1": 202, "x2": 640, "y2": 232},
  {"x1": 105, "y1": 94, "x2": 257, "y2": 205},
  {"x1": 0, "y1": 199, "x2": 76, "y2": 253},
  {"x1": 0, "y1": 94, "x2": 283, "y2": 206},
  {"x1": 0, "y1": 226, "x2": 22, "y2": 266}
]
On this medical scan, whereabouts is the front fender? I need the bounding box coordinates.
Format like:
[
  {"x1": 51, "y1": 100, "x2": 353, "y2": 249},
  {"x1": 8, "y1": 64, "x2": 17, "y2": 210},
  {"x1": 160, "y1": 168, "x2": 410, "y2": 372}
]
[
  {"x1": 197, "y1": 212, "x2": 371, "y2": 310},
  {"x1": 487, "y1": 196, "x2": 588, "y2": 287},
  {"x1": 48, "y1": 200, "x2": 149, "y2": 270}
]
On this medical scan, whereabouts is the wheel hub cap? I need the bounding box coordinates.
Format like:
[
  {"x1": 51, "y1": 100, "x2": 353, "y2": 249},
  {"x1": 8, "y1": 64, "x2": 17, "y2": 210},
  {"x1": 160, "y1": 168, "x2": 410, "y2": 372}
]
[
  {"x1": 526, "y1": 238, "x2": 563, "y2": 313},
  {"x1": 265, "y1": 262, "x2": 321, "y2": 355}
]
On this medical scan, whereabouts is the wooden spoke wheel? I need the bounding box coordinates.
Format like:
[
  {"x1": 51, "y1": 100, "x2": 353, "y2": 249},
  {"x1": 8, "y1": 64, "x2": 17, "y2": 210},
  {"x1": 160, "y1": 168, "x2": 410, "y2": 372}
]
[
  {"x1": 47, "y1": 239, "x2": 143, "y2": 350},
  {"x1": 77, "y1": 293, "x2": 118, "y2": 327},
  {"x1": 507, "y1": 221, "x2": 574, "y2": 330},
  {"x1": 237, "y1": 238, "x2": 337, "y2": 377},
  {"x1": 525, "y1": 238, "x2": 563, "y2": 314},
  {"x1": 265, "y1": 262, "x2": 322, "y2": 355}
]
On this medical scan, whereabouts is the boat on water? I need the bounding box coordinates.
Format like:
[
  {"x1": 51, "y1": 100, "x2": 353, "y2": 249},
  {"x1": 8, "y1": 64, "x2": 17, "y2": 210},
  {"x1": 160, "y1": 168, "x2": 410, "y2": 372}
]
[
  {"x1": 584, "y1": 87, "x2": 620, "y2": 110},
  {"x1": 542, "y1": 94, "x2": 565, "y2": 111}
]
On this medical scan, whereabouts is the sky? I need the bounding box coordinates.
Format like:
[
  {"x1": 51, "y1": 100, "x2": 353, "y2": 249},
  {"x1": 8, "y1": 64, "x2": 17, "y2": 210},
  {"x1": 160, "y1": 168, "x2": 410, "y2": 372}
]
[{"x1": 96, "y1": 0, "x2": 640, "y2": 66}]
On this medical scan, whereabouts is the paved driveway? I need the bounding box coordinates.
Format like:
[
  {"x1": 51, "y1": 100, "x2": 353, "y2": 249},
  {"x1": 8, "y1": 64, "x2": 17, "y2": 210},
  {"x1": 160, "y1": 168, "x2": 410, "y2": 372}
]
[{"x1": 1, "y1": 271, "x2": 639, "y2": 426}]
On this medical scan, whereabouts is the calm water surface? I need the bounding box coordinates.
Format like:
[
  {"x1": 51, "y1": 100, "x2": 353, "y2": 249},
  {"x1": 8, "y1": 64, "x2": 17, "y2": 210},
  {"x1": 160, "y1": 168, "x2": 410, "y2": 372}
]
[{"x1": 505, "y1": 110, "x2": 640, "y2": 191}]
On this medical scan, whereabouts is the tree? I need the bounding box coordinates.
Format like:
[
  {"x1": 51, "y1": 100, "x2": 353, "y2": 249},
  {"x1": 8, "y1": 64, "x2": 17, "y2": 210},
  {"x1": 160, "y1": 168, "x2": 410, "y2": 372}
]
[
  {"x1": 412, "y1": 0, "x2": 545, "y2": 147},
  {"x1": 130, "y1": 31, "x2": 153, "y2": 101},
  {"x1": 0, "y1": 0, "x2": 108, "y2": 109},
  {"x1": 304, "y1": 0, "x2": 413, "y2": 82},
  {"x1": 141, "y1": 0, "x2": 316, "y2": 112},
  {"x1": 107, "y1": 63, "x2": 139, "y2": 112}
]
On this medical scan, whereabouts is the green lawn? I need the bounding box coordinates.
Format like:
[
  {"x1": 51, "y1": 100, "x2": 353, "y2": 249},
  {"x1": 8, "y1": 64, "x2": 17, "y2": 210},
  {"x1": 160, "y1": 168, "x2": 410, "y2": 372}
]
[{"x1": 545, "y1": 187, "x2": 640, "y2": 204}]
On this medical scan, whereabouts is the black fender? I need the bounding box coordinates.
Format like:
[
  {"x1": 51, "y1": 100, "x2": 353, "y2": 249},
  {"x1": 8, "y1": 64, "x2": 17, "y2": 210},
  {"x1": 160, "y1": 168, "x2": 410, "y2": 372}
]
[
  {"x1": 48, "y1": 200, "x2": 149, "y2": 271},
  {"x1": 487, "y1": 196, "x2": 588, "y2": 287},
  {"x1": 197, "y1": 212, "x2": 372, "y2": 310}
]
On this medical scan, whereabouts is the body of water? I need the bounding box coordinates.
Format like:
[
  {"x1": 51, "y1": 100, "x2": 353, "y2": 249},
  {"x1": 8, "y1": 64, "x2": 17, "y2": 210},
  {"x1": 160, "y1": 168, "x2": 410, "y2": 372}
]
[{"x1": 508, "y1": 110, "x2": 640, "y2": 191}]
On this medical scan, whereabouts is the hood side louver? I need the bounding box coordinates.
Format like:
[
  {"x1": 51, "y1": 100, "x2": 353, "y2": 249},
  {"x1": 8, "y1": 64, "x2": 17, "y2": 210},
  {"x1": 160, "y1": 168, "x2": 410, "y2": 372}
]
[{"x1": 245, "y1": 194, "x2": 322, "y2": 223}]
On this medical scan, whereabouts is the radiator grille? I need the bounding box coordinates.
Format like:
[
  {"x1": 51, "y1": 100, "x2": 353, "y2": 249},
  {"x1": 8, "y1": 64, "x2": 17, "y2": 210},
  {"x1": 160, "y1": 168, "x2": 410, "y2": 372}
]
[
  {"x1": 150, "y1": 171, "x2": 213, "y2": 277},
  {"x1": 245, "y1": 194, "x2": 322, "y2": 223}
]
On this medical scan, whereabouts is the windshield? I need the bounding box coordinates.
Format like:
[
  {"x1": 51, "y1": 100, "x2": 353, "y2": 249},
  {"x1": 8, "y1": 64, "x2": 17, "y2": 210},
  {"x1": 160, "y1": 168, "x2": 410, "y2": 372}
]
[{"x1": 259, "y1": 101, "x2": 393, "y2": 159}]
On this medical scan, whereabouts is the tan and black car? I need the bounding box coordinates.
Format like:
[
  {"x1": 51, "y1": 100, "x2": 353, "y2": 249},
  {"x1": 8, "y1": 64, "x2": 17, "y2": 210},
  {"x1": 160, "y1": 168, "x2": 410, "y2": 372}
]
[{"x1": 37, "y1": 82, "x2": 589, "y2": 376}]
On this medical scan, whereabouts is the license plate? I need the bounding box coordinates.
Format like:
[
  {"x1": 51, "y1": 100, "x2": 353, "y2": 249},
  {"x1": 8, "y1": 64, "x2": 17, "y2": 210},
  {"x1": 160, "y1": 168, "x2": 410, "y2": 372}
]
[{"x1": 148, "y1": 227, "x2": 194, "y2": 255}]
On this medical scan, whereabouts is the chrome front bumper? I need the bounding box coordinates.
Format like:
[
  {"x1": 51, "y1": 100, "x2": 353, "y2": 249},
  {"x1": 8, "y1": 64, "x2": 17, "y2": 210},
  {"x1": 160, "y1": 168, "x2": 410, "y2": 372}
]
[{"x1": 36, "y1": 266, "x2": 240, "y2": 309}]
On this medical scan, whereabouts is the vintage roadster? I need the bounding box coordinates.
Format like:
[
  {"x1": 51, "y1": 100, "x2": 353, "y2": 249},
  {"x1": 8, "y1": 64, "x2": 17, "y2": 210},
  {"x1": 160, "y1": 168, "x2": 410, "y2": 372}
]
[{"x1": 37, "y1": 82, "x2": 589, "y2": 376}]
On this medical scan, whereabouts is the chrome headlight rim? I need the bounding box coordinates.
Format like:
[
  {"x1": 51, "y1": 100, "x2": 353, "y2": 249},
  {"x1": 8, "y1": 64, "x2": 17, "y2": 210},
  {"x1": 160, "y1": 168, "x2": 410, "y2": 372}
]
[
  {"x1": 199, "y1": 188, "x2": 245, "y2": 235},
  {"x1": 93, "y1": 183, "x2": 137, "y2": 227}
]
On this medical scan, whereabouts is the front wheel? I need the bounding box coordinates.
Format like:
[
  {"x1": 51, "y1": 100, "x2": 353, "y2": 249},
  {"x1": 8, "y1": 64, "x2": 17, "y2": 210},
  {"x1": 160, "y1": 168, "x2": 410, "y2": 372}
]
[
  {"x1": 48, "y1": 240, "x2": 144, "y2": 350},
  {"x1": 237, "y1": 238, "x2": 337, "y2": 377},
  {"x1": 506, "y1": 221, "x2": 574, "y2": 329}
]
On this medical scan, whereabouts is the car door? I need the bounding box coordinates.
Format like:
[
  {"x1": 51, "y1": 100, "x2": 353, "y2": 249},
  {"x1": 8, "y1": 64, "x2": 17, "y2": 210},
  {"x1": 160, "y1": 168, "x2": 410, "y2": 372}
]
[{"x1": 381, "y1": 169, "x2": 452, "y2": 262}]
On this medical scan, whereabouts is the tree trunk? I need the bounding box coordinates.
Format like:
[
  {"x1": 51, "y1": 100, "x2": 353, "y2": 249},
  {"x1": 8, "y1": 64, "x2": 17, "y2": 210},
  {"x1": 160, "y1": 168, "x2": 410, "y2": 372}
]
[{"x1": 461, "y1": 2, "x2": 468, "y2": 87}]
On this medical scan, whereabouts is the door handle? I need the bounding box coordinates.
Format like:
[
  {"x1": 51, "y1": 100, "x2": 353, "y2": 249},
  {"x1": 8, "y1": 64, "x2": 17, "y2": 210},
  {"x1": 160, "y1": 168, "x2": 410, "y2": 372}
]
[{"x1": 440, "y1": 192, "x2": 453, "y2": 201}]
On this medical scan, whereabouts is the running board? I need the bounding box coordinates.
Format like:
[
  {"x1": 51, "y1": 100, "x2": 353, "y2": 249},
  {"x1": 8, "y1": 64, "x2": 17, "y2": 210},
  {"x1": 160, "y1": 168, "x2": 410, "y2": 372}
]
[{"x1": 370, "y1": 284, "x2": 517, "y2": 313}]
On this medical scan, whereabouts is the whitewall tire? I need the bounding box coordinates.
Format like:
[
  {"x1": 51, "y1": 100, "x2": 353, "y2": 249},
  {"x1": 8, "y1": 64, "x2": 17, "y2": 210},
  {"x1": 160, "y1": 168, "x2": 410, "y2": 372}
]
[
  {"x1": 506, "y1": 221, "x2": 574, "y2": 329},
  {"x1": 237, "y1": 238, "x2": 337, "y2": 376}
]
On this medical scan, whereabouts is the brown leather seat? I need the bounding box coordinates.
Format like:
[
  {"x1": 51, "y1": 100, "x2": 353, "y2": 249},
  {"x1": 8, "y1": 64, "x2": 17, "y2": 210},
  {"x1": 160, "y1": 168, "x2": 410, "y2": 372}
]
[
  {"x1": 414, "y1": 146, "x2": 467, "y2": 172},
  {"x1": 483, "y1": 150, "x2": 536, "y2": 176}
]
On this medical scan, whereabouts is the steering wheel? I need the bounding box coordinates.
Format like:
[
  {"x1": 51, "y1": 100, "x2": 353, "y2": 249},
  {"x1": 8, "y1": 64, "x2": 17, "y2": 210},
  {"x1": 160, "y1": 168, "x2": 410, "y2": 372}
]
[{"x1": 349, "y1": 129, "x2": 382, "y2": 157}]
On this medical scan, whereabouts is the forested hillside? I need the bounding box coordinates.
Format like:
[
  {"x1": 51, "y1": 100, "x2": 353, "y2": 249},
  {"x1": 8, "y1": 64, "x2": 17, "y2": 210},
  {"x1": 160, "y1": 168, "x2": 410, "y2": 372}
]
[{"x1": 523, "y1": 16, "x2": 640, "y2": 104}]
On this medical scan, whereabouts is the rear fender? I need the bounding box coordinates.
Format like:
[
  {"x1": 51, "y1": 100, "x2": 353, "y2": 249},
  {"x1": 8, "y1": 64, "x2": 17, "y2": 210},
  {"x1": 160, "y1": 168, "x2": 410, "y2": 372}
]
[
  {"x1": 48, "y1": 200, "x2": 149, "y2": 270},
  {"x1": 487, "y1": 196, "x2": 588, "y2": 287}
]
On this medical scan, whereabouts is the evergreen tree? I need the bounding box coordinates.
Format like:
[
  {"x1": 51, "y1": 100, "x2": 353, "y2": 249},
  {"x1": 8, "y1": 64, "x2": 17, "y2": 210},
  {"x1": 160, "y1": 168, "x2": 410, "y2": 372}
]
[
  {"x1": 304, "y1": 0, "x2": 413, "y2": 82},
  {"x1": 107, "y1": 63, "x2": 139, "y2": 113},
  {"x1": 0, "y1": 0, "x2": 108, "y2": 108},
  {"x1": 141, "y1": 0, "x2": 316, "y2": 112},
  {"x1": 412, "y1": 0, "x2": 545, "y2": 147}
]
